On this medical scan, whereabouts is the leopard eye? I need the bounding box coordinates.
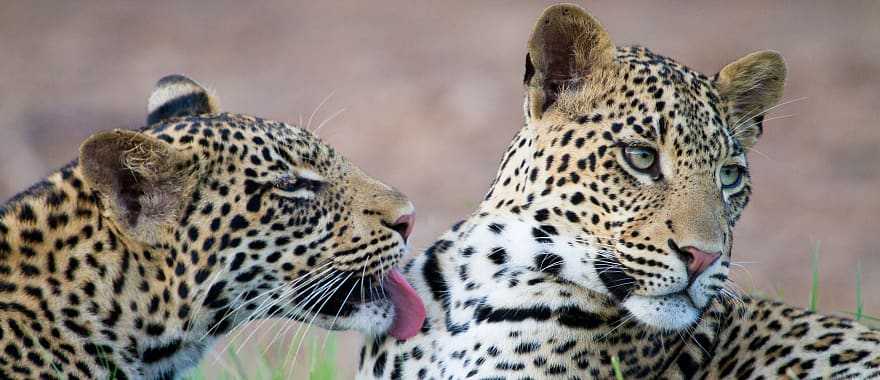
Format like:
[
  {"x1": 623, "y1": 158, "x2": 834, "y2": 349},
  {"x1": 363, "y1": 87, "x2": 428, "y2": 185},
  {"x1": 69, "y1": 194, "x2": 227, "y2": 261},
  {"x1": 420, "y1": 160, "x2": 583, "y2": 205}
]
[
  {"x1": 622, "y1": 145, "x2": 660, "y2": 178},
  {"x1": 274, "y1": 176, "x2": 324, "y2": 197},
  {"x1": 719, "y1": 165, "x2": 743, "y2": 190}
]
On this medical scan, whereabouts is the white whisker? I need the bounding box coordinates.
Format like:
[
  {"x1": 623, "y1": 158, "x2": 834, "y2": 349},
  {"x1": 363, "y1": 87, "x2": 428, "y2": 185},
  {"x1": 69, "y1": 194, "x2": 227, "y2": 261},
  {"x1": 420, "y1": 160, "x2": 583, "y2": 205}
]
[
  {"x1": 312, "y1": 108, "x2": 346, "y2": 136},
  {"x1": 307, "y1": 91, "x2": 336, "y2": 131}
]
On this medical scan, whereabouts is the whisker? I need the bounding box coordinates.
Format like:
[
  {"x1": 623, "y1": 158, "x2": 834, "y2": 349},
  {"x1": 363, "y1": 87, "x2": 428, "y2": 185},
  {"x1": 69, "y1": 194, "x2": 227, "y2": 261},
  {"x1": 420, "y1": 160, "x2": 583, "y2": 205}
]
[
  {"x1": 686, "y1": 327, "x2": 710, "y2": 356},
  {"x1": 307, "y1": 91, "x2": 336, "y2": 131},
  {"x1": 729, "y1": 97, "x2": 806, "y2": 134},
  {"x1": 221, "y1": 267, "x2": 338, "y2": 349},
  {"x1": 320, "y1": 276, "x2": 360, "y2": 352},
  {"x1": 312, "y1": 107, "x2": 346, "y2": 136},
  {"x1": 280, "y1": 273, "x2": 350, "y2": 375},
  {"x1": 204, "y1": 263, "x2": 335, "y2": 340},
  {"x1": 259, "y1": 272, "x2": 347, "y2": 358},
  {"x1": 227, "y1": 273, "x2": 340, "y2": 353},
  {"x1": 239, "y1": 264, "x2": 336, "y2": 326},
  {"x1": 290, "y1": 273, "x2": 353, "y2": 361},
  {"x1": 599, "y1": 314, "x2": 635, "y2": 341},
  {"x1": 184, "y1": 265, "x2": 230, "y2": 341},
  {"x1": 731, "y1": 114, "x2": 795, "y2": 139}
]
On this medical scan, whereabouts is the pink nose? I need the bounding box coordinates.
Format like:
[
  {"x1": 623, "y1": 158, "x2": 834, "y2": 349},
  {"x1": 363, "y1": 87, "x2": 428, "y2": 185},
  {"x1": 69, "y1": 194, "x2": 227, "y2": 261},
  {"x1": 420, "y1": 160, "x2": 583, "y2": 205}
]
[
  {"x1": 389, "y1": 213, "x2": 415, "y2": 242},
  {"x1": 679, "y1": 246, "x2": 721, "y2": 278}
]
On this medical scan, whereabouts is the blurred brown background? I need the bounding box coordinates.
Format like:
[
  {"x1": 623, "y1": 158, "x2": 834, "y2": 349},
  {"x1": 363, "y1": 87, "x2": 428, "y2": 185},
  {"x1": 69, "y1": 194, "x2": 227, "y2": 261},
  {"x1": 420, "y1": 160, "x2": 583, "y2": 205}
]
[{"x1": 1, "y1": 1, "x2": 878, "y2": 378}]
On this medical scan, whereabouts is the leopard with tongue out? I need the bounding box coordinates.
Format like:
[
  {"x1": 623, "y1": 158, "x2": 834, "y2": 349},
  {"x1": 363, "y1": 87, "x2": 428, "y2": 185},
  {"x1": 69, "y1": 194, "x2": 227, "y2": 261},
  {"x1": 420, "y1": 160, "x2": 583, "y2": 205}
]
[
  {"x1": 0, "y1": 74, "x2": 426, "y2": 380},
  {"x1": 359, "y1": 4, "x2": 880, "y2": 379}
]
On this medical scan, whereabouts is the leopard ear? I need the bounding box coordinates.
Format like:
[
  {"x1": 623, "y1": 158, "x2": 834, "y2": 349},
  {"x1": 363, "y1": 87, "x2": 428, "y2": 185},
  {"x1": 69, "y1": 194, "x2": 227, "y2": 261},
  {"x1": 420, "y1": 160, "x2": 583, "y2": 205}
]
[
  {"x1": 524, "y1": 4, "x2": 615, "y2": 120},
  {"x1": 79, "y1": 129, "x2": 195, "y2": 245},
  {"x1": 717, "y1": 51, "x2": 786, "y2": 149},
  {"x1": 146, "y1": 74, "x2": 219, "y2": 125}
]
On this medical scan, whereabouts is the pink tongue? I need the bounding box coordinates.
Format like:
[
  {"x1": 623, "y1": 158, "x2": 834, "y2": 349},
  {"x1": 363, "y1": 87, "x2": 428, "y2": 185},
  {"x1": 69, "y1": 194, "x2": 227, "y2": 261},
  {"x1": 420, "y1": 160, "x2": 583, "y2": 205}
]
[{"x1": 385, "y1": 269, "x2": 426, "y2": 340}]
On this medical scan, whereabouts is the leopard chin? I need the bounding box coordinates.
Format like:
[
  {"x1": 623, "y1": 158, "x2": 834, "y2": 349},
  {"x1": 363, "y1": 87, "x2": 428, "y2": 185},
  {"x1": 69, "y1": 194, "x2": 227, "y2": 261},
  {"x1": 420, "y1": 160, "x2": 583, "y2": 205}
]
[
  {"x1": 622, "y1": 293, "x2": 700, "y2": 331},
  {"x1": 325, "y1": 301, "x2": 395, "y2": 337}
]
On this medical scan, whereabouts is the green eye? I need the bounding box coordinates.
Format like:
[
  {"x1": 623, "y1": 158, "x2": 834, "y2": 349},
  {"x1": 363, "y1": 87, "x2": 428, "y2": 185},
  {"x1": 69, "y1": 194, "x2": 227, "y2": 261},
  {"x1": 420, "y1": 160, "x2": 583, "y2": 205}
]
[
  {"x1": 623, "y1": 146, "x2": 659, "y2": 175},
  {"x1": 720, "y1": 165, "x2": 743, "y2": 189}
]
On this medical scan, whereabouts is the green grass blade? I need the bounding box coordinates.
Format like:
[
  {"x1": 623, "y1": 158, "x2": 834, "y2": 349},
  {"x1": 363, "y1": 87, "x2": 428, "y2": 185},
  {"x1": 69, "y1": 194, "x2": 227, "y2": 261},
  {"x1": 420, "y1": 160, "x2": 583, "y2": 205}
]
[
  {"x1": 855, "y1": 260, "x2": 864, "y2": 321},
  {"x1": 809, "y1": 241, "x2": 821, "y2": 311},
  {"x1": 183, "y1": 368, "x2": 206, "y2": 380},
  {"x1": 254, "y1": 350, "x2": 274, "y2": 380},
  {"x1": 227, "y1": 345, "x2": 248, "y2": 380},
  {"x1": 611, "y1": 355, "x2": 624, "y2": 380},
  {"x1": 309, "y1": 334, "x2": 337, "y2": 380}
]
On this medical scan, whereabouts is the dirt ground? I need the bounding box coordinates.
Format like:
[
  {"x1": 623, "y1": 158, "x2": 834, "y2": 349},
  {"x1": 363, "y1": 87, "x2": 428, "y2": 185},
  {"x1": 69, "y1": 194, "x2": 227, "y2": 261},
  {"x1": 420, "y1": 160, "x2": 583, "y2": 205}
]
[{"x1": 1, "y1": 1, "x2": 878, "y2": 378}]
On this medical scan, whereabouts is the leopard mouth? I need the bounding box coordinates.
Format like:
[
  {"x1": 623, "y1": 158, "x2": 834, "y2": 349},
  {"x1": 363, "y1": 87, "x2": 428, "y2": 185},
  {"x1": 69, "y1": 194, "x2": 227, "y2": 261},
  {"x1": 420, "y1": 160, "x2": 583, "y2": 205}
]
[
  {"x1": 294, "y1": 271, "x2": 385, "y2": 312},
  {"x1": 338, "y1": 276, "x2": 387, "y2": 306},
  {"x1": 297, "y1": 268, "x2": 425, "y2": 339},
  {"x1": 591, "y1": 249, "x2": 716, "y2": 331}
]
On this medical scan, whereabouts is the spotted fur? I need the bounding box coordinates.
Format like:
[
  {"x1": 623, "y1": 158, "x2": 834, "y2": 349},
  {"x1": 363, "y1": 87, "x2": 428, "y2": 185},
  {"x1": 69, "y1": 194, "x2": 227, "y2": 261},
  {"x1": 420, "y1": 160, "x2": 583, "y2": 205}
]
[
  {"x1": 0, "y1": 75, "x2": 414, "y2": 379},
  {"x1": 358, "y1": 4, "x2": 880, "y2": 379}
]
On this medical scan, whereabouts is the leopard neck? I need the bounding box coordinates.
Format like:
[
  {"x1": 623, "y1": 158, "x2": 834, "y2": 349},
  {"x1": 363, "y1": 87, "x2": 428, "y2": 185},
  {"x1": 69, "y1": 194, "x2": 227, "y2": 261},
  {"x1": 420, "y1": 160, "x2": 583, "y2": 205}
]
[
  {"x1": 0, "y1": 163, "x2": 215, "y2": 378},
  {"x1": 481, "y1": 125, "x2": 539, "y2": 213}
]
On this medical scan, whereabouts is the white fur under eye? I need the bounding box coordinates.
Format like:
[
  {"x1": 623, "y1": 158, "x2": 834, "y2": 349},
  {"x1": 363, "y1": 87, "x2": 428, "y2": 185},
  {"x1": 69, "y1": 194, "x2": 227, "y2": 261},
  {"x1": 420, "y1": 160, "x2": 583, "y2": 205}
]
[
  {"x1": 278, "y1": 188, "x2": 316, "y2": 200},
  {"x1": 296, "y1": 169, "x2": 323, "y2": 182}
]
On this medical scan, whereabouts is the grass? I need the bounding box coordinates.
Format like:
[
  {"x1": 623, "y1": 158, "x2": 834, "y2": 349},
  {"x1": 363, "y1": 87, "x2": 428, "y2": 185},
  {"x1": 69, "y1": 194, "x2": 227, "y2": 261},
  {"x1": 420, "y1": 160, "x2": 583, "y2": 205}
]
[
  {"x1": 855, "y1": 260, "x2": 864, "y2": 321},
  {"x1": 184, "y1": 331, "x2": 339, "y2": 380},
  {"x1": 308, "y1": 335, "x2": 338, "y2": 380},
  {"x1": 611, "y1": 355, "x2": 624, "y2": 380},
  {"x1": 808, "y1": 241, "x2": 821, "y2": 311}
]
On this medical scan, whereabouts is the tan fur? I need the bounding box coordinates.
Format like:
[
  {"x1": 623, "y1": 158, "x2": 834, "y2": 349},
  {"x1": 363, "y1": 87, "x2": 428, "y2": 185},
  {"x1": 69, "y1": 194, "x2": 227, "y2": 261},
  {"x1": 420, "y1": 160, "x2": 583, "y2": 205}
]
[
  {"x1": 358, "y1": 5, "x2": 878, "y2": 380},
  {"x1": 718, "y1": 50, "x2": 787, "y2": 148},
  {"x1": 526, "y1": 4, "x2": 616, "y2": 120},
  {"x1": 0, "y1": 104, "x2": 415, "y2": 379},
  {"x1": 79, "y1": 130, "x2": 195, "y2": 245}
]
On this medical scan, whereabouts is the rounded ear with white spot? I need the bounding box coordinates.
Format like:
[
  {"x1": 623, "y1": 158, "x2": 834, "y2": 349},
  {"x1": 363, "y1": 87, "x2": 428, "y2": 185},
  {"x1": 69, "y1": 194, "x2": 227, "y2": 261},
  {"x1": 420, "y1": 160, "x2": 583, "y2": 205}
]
[
  {"x1": 79, "y1": 130, "x2": 195, "y2": 245},
  {"x1": 524, "y1": 4, "x2": 615, "y2": 120},
  {"x1": 717, "y1": 51, "x2": 786, "y2": 149},
  {"x1": 146, "y1": 74, "x2": 219, "y2": 125}
]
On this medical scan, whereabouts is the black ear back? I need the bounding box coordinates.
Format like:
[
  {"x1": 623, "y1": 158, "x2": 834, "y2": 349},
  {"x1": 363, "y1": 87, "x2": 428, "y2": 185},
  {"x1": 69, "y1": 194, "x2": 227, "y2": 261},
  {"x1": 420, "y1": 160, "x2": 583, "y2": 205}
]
[{"x1": 146, "y1": 74, "x2": 219, "y2": 125}]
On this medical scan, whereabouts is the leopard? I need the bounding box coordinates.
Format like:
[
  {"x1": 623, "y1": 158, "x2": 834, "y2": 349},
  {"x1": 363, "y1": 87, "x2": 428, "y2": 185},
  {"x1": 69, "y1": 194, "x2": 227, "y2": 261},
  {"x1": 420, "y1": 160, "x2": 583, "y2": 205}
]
[
  {"x1": 0, "y1": 74, "x2": 426, "y2": 379},
  {"x1": 358, "y1": 4, "x2": 880, "y2": 379}
]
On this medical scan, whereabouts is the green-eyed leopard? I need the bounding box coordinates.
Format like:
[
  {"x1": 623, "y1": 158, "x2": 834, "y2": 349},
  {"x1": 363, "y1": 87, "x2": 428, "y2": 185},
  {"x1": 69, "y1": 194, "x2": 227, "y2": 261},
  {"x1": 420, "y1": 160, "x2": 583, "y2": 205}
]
[{"x1": 358, "y1": 4, "x2": 880, "y2": 380}]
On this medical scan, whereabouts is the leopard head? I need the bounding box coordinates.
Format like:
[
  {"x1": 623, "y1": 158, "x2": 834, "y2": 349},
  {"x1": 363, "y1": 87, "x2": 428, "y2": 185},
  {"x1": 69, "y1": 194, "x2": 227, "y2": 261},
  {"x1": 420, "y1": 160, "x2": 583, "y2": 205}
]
[
  {"x1": 483, "y1": 4, "x2": 785, "y2": 331},
  {"x1": 78, "y1": 75, "x2": 424, "y2": 340}
]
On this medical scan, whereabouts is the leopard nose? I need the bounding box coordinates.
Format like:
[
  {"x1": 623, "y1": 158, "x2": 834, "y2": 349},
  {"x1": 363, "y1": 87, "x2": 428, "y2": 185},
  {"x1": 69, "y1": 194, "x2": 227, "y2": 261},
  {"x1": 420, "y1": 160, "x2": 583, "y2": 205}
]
[
  {"x1": 385, "y1": 213, "x2": 415, "y2": 243},
  {"x1": 678, "y1": 246, "x2": 721, "y2": 279}
]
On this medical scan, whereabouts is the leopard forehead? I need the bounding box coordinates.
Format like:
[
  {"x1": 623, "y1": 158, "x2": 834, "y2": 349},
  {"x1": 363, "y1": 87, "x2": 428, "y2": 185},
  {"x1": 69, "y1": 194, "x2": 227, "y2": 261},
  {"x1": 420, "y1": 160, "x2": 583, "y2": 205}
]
[
  {"x1": 148, "y1": 112, "x2": 341, "y2": 173},
  {"x1": 554, "y1": 46, "x2": 740, "y2": 163},
  {"x1": 142, "y1": 112, "x2": 407, "y2": 277}
]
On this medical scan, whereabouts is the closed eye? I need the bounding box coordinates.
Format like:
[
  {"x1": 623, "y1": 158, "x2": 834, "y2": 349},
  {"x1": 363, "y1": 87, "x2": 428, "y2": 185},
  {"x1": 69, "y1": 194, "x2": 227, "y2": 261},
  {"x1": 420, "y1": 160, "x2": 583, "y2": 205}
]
[{"x1": 274, "y1": 176, "x2": 325, "y2": 199}]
